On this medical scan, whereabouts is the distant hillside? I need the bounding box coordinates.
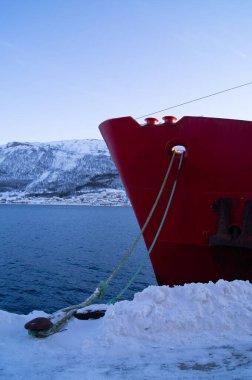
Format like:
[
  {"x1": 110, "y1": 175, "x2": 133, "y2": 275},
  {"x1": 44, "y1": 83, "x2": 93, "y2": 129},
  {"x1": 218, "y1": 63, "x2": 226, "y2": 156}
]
[{"x1": 0, "y1": 139, "x2": 129, "y2": 205}]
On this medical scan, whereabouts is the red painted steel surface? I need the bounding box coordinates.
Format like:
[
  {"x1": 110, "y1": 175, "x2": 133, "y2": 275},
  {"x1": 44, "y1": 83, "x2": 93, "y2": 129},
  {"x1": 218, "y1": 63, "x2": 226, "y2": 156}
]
[{"x1": 99, "y1": 116, "x2": 252, "y2": 285}]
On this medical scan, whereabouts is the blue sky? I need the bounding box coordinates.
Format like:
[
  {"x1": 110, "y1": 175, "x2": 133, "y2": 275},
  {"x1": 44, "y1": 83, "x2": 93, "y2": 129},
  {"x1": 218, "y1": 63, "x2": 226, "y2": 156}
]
[{"x1": 1, "y1": 0, "x2": 252, "y2": 143}]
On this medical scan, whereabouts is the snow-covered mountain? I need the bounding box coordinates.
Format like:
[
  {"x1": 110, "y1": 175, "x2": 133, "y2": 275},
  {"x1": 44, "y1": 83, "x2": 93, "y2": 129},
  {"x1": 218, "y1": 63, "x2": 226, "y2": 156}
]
[{"x1": 0, "y1": 139, "x2": 129, "y2": 206}]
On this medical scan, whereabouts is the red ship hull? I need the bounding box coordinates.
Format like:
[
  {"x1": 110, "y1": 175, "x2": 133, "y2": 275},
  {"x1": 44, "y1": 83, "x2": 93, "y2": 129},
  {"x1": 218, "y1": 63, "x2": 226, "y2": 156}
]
[{"x1": 99, "y1": 116, "x2": 252, "y2": 286}]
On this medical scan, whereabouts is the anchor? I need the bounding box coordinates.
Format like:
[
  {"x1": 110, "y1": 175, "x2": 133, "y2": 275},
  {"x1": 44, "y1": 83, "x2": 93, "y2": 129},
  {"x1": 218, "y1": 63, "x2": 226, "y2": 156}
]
[{"x1": 209, "y1": 199, "x2": 252, "y2": 249}]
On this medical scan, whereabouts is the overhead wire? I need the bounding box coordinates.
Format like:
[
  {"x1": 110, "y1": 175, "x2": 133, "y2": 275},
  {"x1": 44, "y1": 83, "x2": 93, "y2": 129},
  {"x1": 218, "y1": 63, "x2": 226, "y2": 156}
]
[{"x1": 136, "y1": 81, "x2": 252, "y2": 120}]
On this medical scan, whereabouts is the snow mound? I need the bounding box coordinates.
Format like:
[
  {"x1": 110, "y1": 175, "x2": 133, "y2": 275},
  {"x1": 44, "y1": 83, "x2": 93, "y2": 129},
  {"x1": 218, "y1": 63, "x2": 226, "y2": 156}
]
[
  {"x1": 1, "y1": 281, "x2": 252, "y2": 378},
  {"x1": 103, "y1": 280, "x2": 252, "y2": 345}
]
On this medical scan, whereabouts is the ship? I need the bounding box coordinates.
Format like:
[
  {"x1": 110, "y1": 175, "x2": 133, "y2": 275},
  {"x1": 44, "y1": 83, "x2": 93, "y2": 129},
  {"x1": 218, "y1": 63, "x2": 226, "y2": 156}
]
[{"x1": 99, "y1": 116, "x2": 252, "y2": 286}]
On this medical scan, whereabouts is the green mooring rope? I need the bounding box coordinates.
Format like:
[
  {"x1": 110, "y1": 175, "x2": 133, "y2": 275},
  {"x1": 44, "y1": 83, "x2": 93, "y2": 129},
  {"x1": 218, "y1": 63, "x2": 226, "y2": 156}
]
[
  {"x1": 28, "y1": 150, "x2": 181, "y2": 338},
  {"x1": 104, "y1": 150, "x2": 176, "y2": 287},
  {"x1": 109, "y1": 151, "x2": 185, "y2": 303}
]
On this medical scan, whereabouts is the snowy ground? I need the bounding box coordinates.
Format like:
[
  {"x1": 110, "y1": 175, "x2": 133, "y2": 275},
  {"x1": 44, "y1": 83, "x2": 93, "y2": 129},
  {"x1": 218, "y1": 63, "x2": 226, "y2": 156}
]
[{"x1": 1, "y1": 281, "x2": 252, "y2": 379}]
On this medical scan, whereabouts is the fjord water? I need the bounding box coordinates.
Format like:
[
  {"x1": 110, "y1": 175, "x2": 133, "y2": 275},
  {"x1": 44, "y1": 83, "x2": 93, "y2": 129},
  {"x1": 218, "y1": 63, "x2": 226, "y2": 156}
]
[{"x1": 0, "y1": 205, "x2": 156, "y2": 314}]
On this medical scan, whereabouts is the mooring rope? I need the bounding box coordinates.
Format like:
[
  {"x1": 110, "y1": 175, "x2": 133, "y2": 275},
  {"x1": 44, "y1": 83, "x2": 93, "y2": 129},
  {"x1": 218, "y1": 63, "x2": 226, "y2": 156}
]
[
  {"x1": 26, "y1": 150, "x2": 178, "y2": 337},
  {"x1": 104, "y1": 149, "x2": 176, "y2": 287},
  {"x1": 110, "y1": 150, "x2": 185, "y2": 303}
]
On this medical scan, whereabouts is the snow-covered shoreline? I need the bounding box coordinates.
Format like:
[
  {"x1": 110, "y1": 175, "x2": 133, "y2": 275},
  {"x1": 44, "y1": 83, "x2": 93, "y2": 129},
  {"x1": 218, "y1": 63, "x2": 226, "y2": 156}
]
[
  {"x1": 0, "y1": 139, "x2": 125, "y2": 205},
  {"x1": 0, "y1": 189, "x2": 130, "y2": 207},
  {"x1": 1, "y1": 281, "x2": 252, "y2": 379}
]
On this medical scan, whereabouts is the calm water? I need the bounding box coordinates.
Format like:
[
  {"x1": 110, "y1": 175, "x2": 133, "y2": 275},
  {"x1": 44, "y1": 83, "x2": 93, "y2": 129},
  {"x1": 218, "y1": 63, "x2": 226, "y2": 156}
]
[{"x1": 0, "y1": 205, "x2": 156, "y2": 314}]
